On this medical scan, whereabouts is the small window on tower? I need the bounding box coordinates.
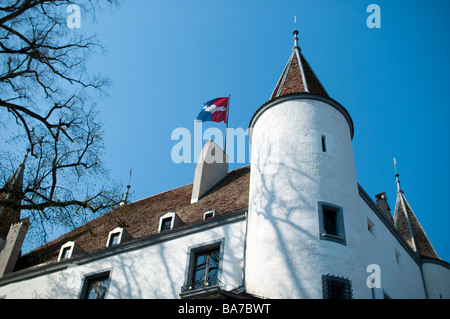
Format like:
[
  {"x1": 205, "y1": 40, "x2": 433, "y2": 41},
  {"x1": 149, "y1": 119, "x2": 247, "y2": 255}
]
[
  {"x1": 367, "y1": 218, "x2": 376, "y2": 236},
  {"x1": 323, "y1": 208, "x2": 337, "y2": 236},
  {"x1": 318, "y1": 202, "x2": 346, "y2": 245},
  {"x1": 395, "y1": 249, "x2": 402, "y2": 264},
  {"x1": 321, "y1": 135, "x2": 327, "y2": 152}
]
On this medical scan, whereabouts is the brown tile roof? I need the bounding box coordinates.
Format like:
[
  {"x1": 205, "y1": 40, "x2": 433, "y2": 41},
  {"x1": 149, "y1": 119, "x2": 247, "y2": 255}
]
[
  {"x1": 270, "y1": 48, "x2": 328, "y2": 101},
  {"x1": 394, "y1": 189, "x2": 439, "y2": 259},
  {"x1": 249, "y1": 31, "x2": 354, "y2": 142},
  {"x1": 15, "y1": 165, "x2": 250, "y2": 271}
]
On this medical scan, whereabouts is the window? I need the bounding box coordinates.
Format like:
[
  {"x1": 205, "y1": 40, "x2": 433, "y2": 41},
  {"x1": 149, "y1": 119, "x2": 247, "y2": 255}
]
[
  {"x1": 323, "y1": 208, "x2": 337, "y2": 236},
  {"x1": 108, "y1": 233, "x2": 120, "y2": 247},
  {"x1": 321, "y1": 135, "x2": 327, "y2": 152},
  {"x1": 318, "y1": 202, "x2": 346, "y2": 245},
  {"x1": 60, "y1": 247, "x2": 72, "y2": 260},
  {"x1": 81, "y1": 272, "x2": 111, "y2": 299},
  {"x1": 203, "y1": 210, "x2": 215, "y2": 220},
  {"x1": 395, "y1": 249, "x2": 401, "y2": 264},
  {"x1": 106, "y1": 227, "x2": 124, "y2": 247},
  {"x1": 192, "y1": 248, "x2": 220, "y2": 288},
  {"x1": 322, "y1": 275, "x2": 353, "y2": 299},
  {"x1": 161, "y1": 217, "x2": 172, "y2": 231},
  {"x1": 367, "y1": 218, "x2": 375, "y2": 236},
  {"x1": 58, "y1": 241, "x2": 75, "y2": 261},
  {"x1": 159, "y1": 212, "x2": 177, "y2": 232},
  {"x1": 181, "y1": 242, "x2": 223, "y2": 295}
]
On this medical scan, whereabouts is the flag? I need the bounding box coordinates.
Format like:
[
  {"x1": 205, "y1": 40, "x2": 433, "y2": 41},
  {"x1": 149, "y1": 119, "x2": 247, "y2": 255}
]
[{"x1": 197, "y1": 97, "x2": 229, "y2": 123}]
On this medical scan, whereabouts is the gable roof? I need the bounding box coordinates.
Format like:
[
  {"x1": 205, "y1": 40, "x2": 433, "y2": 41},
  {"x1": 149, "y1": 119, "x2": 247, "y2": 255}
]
[{"x1": 15, "y1": 165, "x2": 250, "y2": 271}]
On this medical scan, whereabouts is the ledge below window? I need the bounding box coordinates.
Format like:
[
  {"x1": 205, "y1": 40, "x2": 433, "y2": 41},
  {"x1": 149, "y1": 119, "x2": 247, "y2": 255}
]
[
  {"x1": 321, "y1": 233, "x2": 346, "y2": 245},
  {"x1": 180, "y1": 279, "x2": 226, "y2": 299}
]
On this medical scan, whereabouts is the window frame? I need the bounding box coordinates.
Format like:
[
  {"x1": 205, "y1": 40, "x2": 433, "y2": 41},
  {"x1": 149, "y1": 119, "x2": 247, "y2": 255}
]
[
  {"x1": 321, "y1": 135, "x2": 327, "y2": 152},
  {"x1": 158, "y1": 212, "x2": 176, "y2": 233},
  {"x1": 367, "y1": 217, "x2": 376, "y2": 237},
  {"x1": 57, "y1": 241, "x2": 75, "y2": 262},
  {"x1": 191, "y1": 248, "x2": 220, "y2": 288},
  {"x1": 106, "y1": 227, "x2": 124, "y2": 247},
  {"x1": 203, "y1": 209, "x2": 215, "y2": 220},
  {"x1": 395, "y1": 249, "x2": 402, "y2": 265},
  {"x1": 79, "y1": 270, "x2": 112, "y2": 299},
  {"x1": 181, "y1": 239, "x2": 225, "y2": 296},
  {"x1": 318, "y1": 202, "x2": 346, "y2": 245}
]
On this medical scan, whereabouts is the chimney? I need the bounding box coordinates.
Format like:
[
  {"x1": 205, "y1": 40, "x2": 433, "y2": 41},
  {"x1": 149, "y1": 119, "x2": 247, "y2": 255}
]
[
  {"x1": 375, "y1": 192, "x2": 392, "y2": 222},
  {"x1": 191, "y1": 140, "x2": 228, "y2": 204},
  {"x1": 0, "y1": 218, "x2": 30, "y2": 277}
]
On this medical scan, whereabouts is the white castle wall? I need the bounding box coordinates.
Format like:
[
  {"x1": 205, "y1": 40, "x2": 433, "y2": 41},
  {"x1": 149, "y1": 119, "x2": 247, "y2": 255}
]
[
  {"x1": 421, "y1": 261, "x2": 450, "y2": 299},
  {"x1": 360, "y1": 196, "x2": 427, "y2": 299},
  {"x1": 0, "y1": 219, "x2": 246, "y2": 299},
  {"x1": 246, "y1": 96, "x2": 370, "y2": 298}
]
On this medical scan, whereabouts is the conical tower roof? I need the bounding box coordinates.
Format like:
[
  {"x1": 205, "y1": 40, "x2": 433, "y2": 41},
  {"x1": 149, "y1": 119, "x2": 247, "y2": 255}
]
[
  {"x1": 270, "y1": 29, "x2": 329, "y2": 100},
  {"x1": 0, "y1": 150, "x2": 29, "y2": 238},
  {"x1": 393, "y1": 173, "x2": 439, "y2": 259},
  {"x1": 249, "y1": 28, "x2": 354, "y2": 141}
]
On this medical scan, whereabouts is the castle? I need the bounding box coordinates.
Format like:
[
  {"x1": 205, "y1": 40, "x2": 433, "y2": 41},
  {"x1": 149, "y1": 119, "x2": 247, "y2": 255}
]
[{"x1": 0, "y1": 29, "x2": 448, "y2": 299}]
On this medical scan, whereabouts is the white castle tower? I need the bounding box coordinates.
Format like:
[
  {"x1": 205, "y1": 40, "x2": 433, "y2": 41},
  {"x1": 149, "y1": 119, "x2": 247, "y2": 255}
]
[{"x1": 245, "y1": 29, "x2": 371, "y2": 298}]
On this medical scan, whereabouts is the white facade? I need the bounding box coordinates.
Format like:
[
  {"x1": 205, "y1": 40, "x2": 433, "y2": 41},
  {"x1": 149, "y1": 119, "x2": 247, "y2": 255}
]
[
  {"x1": 0, "y1": 214, "x2": 246, "y2": 299},
  {"x1": 360, "y1": 188, "x2": 428, "y2": 299}
]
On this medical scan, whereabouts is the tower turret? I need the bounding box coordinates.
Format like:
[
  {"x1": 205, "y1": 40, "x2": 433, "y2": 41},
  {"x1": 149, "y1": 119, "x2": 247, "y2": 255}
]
[
  {"x1": 0, "y1": 149, "x2": 29, "y2": 244},
  {"x1": 393, "y1": 169, "x2": 439, "y2": 259},
  {"x1": 245, "y1": 28, "x2": 368, "y2": 298}
]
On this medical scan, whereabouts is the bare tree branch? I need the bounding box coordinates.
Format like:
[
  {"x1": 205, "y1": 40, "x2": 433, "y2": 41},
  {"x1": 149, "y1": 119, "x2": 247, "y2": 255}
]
[{"x1": 0, "y1": 0, "x2": 123, "y2": 248}]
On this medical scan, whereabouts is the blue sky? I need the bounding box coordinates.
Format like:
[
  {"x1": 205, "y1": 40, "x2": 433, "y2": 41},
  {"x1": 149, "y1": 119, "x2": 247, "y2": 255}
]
[{"x1": 55, "y1": 1, "x2": 450, "y2": 261}]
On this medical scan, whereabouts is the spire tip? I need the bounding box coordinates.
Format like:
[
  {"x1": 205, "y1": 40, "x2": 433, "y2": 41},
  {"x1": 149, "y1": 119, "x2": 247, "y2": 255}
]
[{"x1": 394, "y1": 158, "x2": 402, "y2": 193}]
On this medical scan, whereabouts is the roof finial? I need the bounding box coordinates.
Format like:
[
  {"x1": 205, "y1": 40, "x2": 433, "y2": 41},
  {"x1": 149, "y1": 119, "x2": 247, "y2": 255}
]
[
  {"x1": 394, "y1": 157, "x2": 402, "y2": 193},
  {"x1": 293, "y1": 16, "x2": 299, "y2": 48}
]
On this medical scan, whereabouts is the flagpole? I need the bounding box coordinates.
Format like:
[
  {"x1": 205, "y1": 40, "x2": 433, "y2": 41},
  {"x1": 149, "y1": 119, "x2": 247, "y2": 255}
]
[{"x1": 224, "y1": 94, "x2": 230, "y2": 155}]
